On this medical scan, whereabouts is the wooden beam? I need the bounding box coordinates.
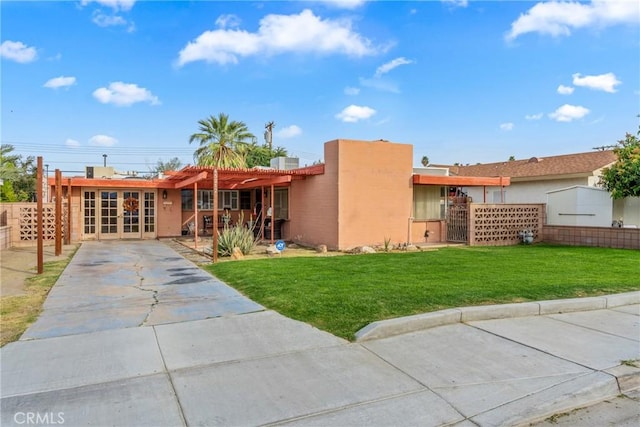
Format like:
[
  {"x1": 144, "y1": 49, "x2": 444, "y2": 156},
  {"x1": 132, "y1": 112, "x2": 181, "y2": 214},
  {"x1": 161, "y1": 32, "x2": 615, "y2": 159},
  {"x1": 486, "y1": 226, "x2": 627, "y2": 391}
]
[
  {"x1": 37, "y1": 157, "x2": 43, "y2": 274},
  {"x1": 233, "y1": 175, "x2": 292, "y2": 189},
  {"x1": 65, "y1": 178, "x2": 71, "y2": 244},
  {"x1": 55, "y1": 169, "x2": 62, "y2": 256},
  {"x1": 175, "y1": 171, "x2": 209, "y2": 189}
]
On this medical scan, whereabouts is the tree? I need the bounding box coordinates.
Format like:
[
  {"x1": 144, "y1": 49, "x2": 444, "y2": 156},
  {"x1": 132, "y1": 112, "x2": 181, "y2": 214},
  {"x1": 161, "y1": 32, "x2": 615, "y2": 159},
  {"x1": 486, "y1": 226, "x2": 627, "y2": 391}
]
[
  {"x1": 189, "y1": 113, "x2": 255, "y2": 168},
  {"x1": 189, "y1": 113, "x2": 256, "y2": 263},
  {"x1": 151, "y1": 157, "x2": 182, "y2": 176},
  {"x1": 508, "y1": 155, "x2": 516, "y2": 161},
  {"x1": 0, "y1": 144, "x2": 36, "y2": 202},
  {"x1": 600, "y1": 128, "x2": 640, "y2": 199},
  {"x1": 240, "y1": 144, "x2": 288, "y2": 168},
  {"x1": 421, "y1": 155, "x2": 429, "y2": 167}
]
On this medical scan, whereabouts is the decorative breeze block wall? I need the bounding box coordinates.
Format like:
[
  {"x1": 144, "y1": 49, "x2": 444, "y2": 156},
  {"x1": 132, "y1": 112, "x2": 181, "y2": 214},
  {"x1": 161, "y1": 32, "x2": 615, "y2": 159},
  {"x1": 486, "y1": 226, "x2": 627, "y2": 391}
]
[{"x1": 469, "y1": 204, "x2": 545, "y2": 246}]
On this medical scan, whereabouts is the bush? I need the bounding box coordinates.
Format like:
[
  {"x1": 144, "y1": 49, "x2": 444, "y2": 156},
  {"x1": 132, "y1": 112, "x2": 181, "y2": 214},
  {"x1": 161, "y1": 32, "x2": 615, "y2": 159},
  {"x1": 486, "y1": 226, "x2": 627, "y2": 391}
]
[{"x1": 217, "y1": 215, "x2": 258, "y2": 256}]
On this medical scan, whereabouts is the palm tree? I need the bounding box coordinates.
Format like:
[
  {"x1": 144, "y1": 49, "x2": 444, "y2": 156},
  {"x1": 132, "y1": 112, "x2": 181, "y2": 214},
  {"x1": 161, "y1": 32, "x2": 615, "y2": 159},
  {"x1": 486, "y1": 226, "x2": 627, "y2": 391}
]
[
  {"x1": 189, "y1": 113, "x2": 255, "y2": 168},
  {"x1": 189, "y1": 113, "x2": 255, "y2": 263}
]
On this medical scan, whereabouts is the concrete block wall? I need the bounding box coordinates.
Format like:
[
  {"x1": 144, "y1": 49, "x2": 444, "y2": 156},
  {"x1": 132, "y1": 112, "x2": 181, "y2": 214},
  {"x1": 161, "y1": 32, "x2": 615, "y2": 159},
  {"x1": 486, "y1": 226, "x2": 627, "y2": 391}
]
[{"x1": 542, "y1": 225, "x2": 639, "y2": 250}]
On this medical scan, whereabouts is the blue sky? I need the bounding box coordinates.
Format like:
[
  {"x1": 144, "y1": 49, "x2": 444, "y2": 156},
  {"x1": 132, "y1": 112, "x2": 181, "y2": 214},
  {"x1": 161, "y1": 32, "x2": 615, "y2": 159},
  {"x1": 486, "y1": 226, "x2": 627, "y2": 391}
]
[{"x1": 2, "y1": 0, "x2": 639, "y2": 174}]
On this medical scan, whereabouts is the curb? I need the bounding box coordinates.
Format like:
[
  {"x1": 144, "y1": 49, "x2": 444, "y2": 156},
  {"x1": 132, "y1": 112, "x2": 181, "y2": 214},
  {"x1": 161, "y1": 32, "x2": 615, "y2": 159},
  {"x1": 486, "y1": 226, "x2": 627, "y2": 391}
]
[{"x1": 354, "y1": 291, "x2": 640, "y2": 341}]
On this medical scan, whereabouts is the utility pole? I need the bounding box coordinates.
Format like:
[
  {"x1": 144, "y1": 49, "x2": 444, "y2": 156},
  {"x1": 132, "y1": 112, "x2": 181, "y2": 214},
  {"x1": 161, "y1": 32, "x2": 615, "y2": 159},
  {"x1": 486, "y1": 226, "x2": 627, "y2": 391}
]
[{"x1": 264, "y1": 121, "x2": 275, "y2": 150}]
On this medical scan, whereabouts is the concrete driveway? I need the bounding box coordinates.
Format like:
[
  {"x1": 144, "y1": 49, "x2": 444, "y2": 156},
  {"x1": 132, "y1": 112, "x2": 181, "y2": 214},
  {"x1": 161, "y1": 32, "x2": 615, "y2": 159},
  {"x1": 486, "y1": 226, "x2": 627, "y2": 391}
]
[{"x1": 1, "y1": 240, "x2": 638, "y2": 426}]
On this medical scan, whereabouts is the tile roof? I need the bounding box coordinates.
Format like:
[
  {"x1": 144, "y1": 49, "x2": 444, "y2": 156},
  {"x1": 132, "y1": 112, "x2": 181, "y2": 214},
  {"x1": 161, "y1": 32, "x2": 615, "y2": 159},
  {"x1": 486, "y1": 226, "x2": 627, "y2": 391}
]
[{"x1": 447, "y1": 150, "x2": 616, "y2": 179}]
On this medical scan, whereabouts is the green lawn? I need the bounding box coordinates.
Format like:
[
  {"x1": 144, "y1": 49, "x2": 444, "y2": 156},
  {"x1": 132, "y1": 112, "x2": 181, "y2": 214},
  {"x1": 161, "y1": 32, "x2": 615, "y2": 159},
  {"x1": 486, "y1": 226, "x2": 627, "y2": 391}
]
[{"x1": 208, "y1": 244, "x2": 640, "y2": 340}]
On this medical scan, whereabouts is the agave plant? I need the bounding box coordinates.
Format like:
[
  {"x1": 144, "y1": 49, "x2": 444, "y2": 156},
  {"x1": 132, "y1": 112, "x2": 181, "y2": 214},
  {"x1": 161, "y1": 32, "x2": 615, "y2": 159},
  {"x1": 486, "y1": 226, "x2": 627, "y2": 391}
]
[{"x1": 217, "y1": 212, "x2": 258, "y2": 256}]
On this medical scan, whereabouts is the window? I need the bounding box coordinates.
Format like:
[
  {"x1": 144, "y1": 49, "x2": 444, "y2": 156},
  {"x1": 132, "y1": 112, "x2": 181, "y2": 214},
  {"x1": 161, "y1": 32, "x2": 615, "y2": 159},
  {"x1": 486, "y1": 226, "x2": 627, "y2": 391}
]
[
  {"x1": 181, "y1": 190, "x2": 193, "y2": 210},
  {"x1": 240, "y1": 190, "x2": 251, "y2": 210},
  {"x1": 197, "y1": 190, "x2": 213, "y2": 210},
  {"x1": 182, "y1": 189, "x2": 239, "y2": 210},
  {"x1": 413, "y1": 186, "x2": 445, "y2": 220},
  {"x1": 83, "y1": 191, "x2": 96, "y2": 234},
  {"x1": 144, "y1": 192, "x2": 155, "y2": 232},
  {"x1": 218, "y1": 190, "x2": 238, "y2": 210},
  {"x1": 274, "y1": 188, "x2": 289, "y2": 219}
]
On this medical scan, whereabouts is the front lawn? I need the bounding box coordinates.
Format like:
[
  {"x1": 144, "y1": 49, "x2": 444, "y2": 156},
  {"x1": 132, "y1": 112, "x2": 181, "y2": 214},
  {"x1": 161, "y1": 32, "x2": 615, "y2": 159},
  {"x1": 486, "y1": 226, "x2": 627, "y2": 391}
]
[{"x1": 208, "y1": 244, "x2": 640, "y2": 340}]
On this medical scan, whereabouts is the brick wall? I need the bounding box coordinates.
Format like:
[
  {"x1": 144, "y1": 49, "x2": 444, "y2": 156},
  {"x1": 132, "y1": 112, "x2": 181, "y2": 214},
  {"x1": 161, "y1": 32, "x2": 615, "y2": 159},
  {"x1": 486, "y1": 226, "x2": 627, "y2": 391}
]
[{"x1": 543, "y1": 225, "x2": 639, "y2": 250}]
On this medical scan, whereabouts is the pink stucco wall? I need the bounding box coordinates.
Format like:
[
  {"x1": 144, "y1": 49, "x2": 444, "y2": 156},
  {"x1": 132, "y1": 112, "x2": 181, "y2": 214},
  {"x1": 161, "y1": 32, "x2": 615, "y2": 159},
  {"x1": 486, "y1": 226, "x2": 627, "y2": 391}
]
[
  {"x1": 289, "y1": 142, "x2": 340, "y2": 248},
  {"x1": 336, "y1": 139, "x2": 413, "y2": 249},
  {"x1": 157, "y1": 190, "x2": 183, "y2": 237},
  {"x1": 289, "y1": 139, "x2": 413, "y2": 250}
]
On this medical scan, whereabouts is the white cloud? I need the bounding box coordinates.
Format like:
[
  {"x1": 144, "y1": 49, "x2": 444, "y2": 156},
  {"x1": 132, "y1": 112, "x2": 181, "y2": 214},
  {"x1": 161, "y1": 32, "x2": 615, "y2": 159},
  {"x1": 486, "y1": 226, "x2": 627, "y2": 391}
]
[
  {"x1": 359, "y1": 77, "x2": 399, "y2": 93},
  {"x1": 177, "y1": 9, "x2": 379, "y2": 66},
  {"x1": 344, "y1": 86, "x2": 360, "y2": 95},
  {"x1": 93, "y1": 82, "x2": 160, "y2": 106},
  {"x1": 572, "y1": 72, "x2": 621, "y2": 93},
  {"x1": 81, "y1": 0, "x2": 136, "y2": 12},
  {"x1": 0, "y1": 40, "x2": 37, "y2": 63},
  {"x1": 557, "y1": 85, "x2": 574, "y2": 95},
  {"x1": 525, "y1": 113, "x2": 543, "y2": 120},
  {"x1": 44, "y1": 76, "x2": 77, "y2": 89},
  {"x1": 65, "y1": 139, "x2": 80, "y2": 148},
  {"x1": 216, "y1": 14, "x2": 241, "y2": 29},
  {"x1": 277, "y1": 125, "x2": 302, "y2": 138},
  {"x1": 335, "y1": 105, "x2": 376, "y2": 122},
  {"x1": 500, "y1": 122, "x2": 514, "y2": 131},
  {"x1": 374, "y1": 57, "x2": 414, "y2": 77},
  {"x1": 506, "y1": 0, "x2": 640, "y2": 41},
  {"x1": 88, "y1": 135, "x2": 118, "y2": 147},
  {"x1": 92, "y1": 11, "x2": 127, "y2": 28},
  {"x1": 320, "y1": 0, "x2": 368, "y2": 9},
  {"x1": 442, "y1": 0, "x2": 469, "y2": 8},
  {"x1": 548, "y1": 104, "x2": 590, "y2": 122}
]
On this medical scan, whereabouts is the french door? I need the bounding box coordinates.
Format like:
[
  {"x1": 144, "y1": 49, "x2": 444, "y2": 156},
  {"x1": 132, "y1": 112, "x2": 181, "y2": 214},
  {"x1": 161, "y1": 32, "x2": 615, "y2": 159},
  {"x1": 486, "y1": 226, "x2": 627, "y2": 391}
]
[{"x1": 84, "y1": 190, "x2": 155, "y2": 240}]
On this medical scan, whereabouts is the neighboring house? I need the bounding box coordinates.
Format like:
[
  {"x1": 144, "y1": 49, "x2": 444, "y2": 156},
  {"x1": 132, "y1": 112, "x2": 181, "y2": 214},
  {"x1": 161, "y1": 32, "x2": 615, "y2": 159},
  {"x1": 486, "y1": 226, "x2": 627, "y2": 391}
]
[
  {"x1": 450, "y1": 150, "x2": 640, "y2": 228},
  {"x1": 41, "y1": 139, "x2": 507, "y2": 250},
  {"x1": 450, "y1": 150, "x2": 616, "y2": 204}
]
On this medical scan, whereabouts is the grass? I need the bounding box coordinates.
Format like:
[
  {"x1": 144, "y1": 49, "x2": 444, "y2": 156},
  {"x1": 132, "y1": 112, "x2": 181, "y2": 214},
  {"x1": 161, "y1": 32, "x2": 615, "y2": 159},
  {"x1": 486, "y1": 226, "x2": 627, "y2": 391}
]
[
  {"x1": 208, "y1": 244, "x2": 640, "y2": 340},
  {"x1": 0, "y1": 248, "x2": 78, "y2": 347}
]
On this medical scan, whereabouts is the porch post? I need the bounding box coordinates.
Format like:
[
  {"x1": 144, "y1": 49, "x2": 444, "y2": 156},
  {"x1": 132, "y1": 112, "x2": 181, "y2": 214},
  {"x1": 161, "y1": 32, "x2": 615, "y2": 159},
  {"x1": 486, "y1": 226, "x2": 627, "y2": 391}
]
[
  {"x1": 270, "y1": 184, "x2": 275, "y2": 242},
  {"x1": 194, "y1": 182, "x2": 198, "y2": 249},
  {"x1": 212, "y1": 168, "x2": 218, "y2": 263},
  {"x1": 55, "y1": 169, "x2": 62, "y2": 256},
  {"x1": 260, "y1": 186, "x2": 266, "y2": 241},
  {"x1": 65, "y1": 178, "x2": 71, "y2": 244},
  {"x1": 36, "y1": 157, "x2": 43, "y2": 274}
]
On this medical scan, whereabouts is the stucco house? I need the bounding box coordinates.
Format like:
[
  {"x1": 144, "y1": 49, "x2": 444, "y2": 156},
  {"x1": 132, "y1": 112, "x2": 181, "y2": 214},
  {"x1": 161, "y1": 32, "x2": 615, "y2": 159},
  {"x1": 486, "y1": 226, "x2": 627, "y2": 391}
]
[
  {"x1": 43, "y1": 139, "x2": 508, "y2": 250},
  {"x1": 450, "y1": 151, "x2": 639, "y2": 228}
]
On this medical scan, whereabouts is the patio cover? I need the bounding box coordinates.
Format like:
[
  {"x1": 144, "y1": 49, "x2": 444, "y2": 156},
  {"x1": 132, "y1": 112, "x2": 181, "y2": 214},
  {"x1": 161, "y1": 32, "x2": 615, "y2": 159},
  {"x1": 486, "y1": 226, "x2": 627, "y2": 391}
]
[{"x1": 162, "y1": 164, "x2": 324, "y2": 189}]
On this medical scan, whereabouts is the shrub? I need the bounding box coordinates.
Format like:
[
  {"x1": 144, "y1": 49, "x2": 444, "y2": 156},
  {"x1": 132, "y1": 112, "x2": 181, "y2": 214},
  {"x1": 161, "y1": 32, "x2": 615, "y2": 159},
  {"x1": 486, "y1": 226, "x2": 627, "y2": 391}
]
[{"x1": 217, "y1": 213, "x2": 258, "y2": 256}]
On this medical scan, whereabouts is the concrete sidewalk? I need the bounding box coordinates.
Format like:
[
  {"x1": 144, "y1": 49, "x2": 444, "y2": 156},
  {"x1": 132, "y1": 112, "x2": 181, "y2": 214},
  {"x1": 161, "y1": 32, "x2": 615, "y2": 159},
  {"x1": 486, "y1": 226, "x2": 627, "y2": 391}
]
[{"x1": 1, "y1": 240, "x2": 638, "y2": 426}]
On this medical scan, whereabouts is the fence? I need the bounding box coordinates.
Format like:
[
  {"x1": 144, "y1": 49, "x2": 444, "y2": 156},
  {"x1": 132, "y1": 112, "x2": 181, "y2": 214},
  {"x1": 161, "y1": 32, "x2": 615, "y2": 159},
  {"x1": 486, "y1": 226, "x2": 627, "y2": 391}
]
[
  {"x1": 0, "y1": 202, "x2": 67, "y2": 248},
  {"x1": 468, "y1": 203, "x2": 545, "y2": 246},
  {"x1": 543, "y1": 225, "x2": 639, "y2": 250}
]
